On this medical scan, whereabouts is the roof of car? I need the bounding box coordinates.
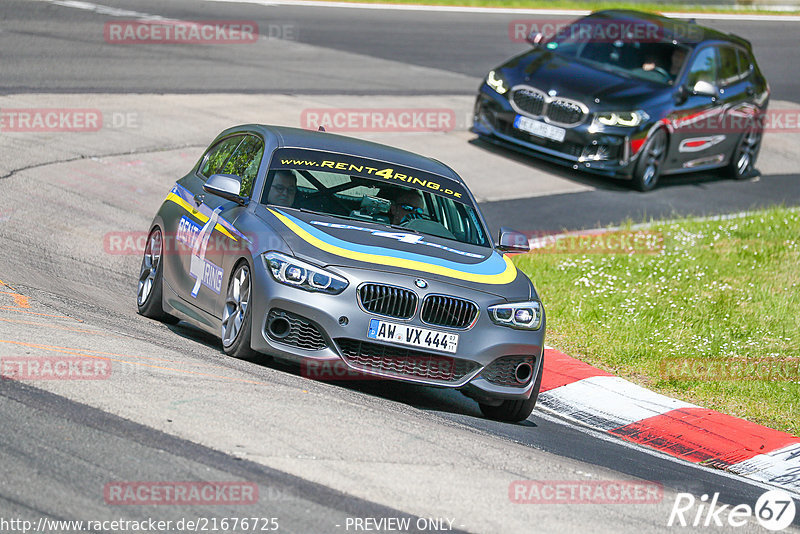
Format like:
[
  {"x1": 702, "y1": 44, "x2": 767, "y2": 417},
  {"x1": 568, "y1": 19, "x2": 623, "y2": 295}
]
[
  {"x1": 587, "y1": 10, "x2": 751, "y2": 49},
  {"x1": 237, "y1": 124, "x2": 464, "y2": 184}
]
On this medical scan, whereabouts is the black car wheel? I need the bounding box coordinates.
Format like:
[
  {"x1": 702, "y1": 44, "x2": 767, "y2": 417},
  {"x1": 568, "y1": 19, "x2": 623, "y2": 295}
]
[
  {"x1": 221, "y1": 261, "x2": 258, "y2": 360},
  {"x1": 632, "y1": 129, "x2": 667, "y2": 192},
  {"x1": 479, "y1": 363, "x2": 542, "y2": 423},
  {"x1": 137, "y1": 227, "x2": 179, "y2": 323},
  {"x1": 726, "y1": 127, "x2": 762, "y2": 180}
]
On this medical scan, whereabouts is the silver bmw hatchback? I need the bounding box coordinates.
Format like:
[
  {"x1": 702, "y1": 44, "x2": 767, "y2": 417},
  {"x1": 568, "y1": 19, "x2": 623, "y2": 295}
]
[{"x1": 137, "y1": 125, "x2": 545, "y2": 422}]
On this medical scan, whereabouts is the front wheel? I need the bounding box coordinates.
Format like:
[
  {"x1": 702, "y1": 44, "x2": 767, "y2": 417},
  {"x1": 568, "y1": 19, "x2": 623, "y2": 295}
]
[
  {"x1": 479, "y1": 363, "x2": 543, "y2": 423},
  {"x1": 221, "y1": 262, "x2": 258, "y2": 360},
  {"x1": 631, "y1": 129, "x2": 667, "y2": 192},
  {"x1": 137, "y1": 227, "x2": 178, "y2": 324}
]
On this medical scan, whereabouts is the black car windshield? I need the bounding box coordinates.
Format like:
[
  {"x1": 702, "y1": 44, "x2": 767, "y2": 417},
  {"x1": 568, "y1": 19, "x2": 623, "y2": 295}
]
[
  {"x1": 261, "y1": 148, "x2": 490, "y2": 248},
  {"x1": 543, "y1": 18, "x2": 691, "y2": 84}
]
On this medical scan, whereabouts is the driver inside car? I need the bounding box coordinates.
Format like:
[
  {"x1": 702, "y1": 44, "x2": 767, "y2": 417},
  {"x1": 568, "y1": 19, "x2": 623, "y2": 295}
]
[
  {"x1": 267, "y1": 170, "x2": 297, "y2": 208},
  {"x1": 389, "y1": 189, "x2": 425, "y2": 225}
]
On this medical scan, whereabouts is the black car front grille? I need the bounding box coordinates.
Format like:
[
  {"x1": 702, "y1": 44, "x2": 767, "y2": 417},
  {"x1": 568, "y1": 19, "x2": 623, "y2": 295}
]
[
  {"x1": 420, "y1": 295, "x2": 478, "y2": 329},
  {"x1": 335, "y1": 338, "x2": 480, "y2": 383},
  {"x1": 512, "y1": 88, "x2": 545, "y2": 116},
  {"x1": 266, "y1": 309, "x2": 327, "y2": 350},
  {"x1": 546, "y1": 99, "x2": 586, "y2": 126},
  {"x1": 358, "y1": 284, "x2": 417, "y2": 319},
  {"x1": 481, "y1": 355, "x2": 536, "y2": 387},
  {"x1": 510, "y1": 87, "x2": 587, "y2": 127}
]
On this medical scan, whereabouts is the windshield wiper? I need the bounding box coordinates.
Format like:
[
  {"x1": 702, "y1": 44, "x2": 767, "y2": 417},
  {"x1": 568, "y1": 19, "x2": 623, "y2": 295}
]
[
  {"x1": 297, "y1": 208, "x2": 359, "y2": 222},
  {"x1": 389, "y1": 224, "x2": 420, "y2": 234}
]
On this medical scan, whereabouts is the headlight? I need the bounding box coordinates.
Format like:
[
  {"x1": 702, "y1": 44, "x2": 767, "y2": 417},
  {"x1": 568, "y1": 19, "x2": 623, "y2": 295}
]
[
  {"x1": 263, "y1": 252, "x2": 348, "y2": 295},
  {"x1": 486, "y1": 70, "x2": 508, "y2": 95},
  {"x1": 488, "y1": 301, "x2": 543, "y2": 330},
  {"x1": 593, "y1": 111, "x2": 648, "y2": 128}
]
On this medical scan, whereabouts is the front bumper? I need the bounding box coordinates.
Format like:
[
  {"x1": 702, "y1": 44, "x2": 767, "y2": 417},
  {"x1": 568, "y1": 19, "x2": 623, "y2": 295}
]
[
  {"x1": 473, "y1": 86, "x2": 643, "y2": 179},
  {"x1": 249, "y1": 262, "x2": 545, "y2": 401}
]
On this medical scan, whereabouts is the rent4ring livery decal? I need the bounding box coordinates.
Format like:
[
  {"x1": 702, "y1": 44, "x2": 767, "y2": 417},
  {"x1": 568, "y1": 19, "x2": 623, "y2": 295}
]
[
  {"x1": 175, "y1": 215, "x2": 224, "y2": 296},
  {"x1": 189, "y1": 208, "x2": 224, "y2": 296},
  {"x1": 176, "y1": 216, "x2": 202, "y2": 248},
  {"x1": 165, "y1": 185, "x2": 241, "y2": 297},
  {"x1": 271, "y1": 147, "x2": 468, "y2": 201}
]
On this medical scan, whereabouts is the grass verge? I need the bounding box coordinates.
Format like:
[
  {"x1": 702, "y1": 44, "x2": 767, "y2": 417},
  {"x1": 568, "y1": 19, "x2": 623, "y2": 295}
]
[
  {"x1": 514, "y1": 206, "x2": 800, "y2": 435},
  {"x1": 312, "y1": 0, "x2": 800, "y2": 15}
]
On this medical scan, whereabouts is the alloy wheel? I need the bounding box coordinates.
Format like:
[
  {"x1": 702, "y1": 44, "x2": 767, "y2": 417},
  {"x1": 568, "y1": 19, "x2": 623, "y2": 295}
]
[{"x1": 222, "y1": 264, "x2": 251, "y2": 347}]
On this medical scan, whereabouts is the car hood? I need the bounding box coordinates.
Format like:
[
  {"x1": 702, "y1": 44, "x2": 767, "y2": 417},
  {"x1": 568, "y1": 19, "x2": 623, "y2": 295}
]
[
  {"x1": 499, "y1": 49, "x2": 668, "y2": 108},
  {"x1": 257, "y1": 206, "x2": 532, "y2": 298}
]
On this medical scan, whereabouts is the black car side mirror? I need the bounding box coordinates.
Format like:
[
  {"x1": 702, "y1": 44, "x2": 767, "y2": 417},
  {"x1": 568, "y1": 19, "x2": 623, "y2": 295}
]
[
  {"x1": 691, "y1": 80, "x2": 719, "y2": 98},
  {"x1": 497, "y1": 227, "x2": 530, "y2": 253},
  {"x1": 204, "y1": 174, "x2": 248, "y2": 206},
  {"x1": 526, "y1": 31, "x2": 544, "y2": 47}
]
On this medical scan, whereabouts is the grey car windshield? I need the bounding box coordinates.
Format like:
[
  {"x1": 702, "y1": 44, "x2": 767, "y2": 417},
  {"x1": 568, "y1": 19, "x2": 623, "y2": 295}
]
[
  {"x1": 261, "y1": 154, "x2": 490, "y2": 248},
  {"x1": 543, "y1": 19, "x2": 691, "y2": 84}
]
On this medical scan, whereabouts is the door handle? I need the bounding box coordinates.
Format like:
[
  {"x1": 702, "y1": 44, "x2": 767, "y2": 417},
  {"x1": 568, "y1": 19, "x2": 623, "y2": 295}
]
[{"x1": 193, "y1": 194, "x2": 205, "y2": 206}]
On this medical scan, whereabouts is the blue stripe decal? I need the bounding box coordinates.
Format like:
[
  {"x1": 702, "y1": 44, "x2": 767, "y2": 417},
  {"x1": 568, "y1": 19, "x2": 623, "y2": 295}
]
[{"x1": 276, "y1": 209, "x2": 508, "y2": 276}]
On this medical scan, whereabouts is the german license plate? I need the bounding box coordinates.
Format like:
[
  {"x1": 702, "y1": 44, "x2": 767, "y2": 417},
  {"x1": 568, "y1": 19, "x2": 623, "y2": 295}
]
[
  {"x1": 367, "y1": 319, "x2": 458, "y2": 354},
  {"x1": 514, "y1": 115, "x2": 566, "y2": 143}
]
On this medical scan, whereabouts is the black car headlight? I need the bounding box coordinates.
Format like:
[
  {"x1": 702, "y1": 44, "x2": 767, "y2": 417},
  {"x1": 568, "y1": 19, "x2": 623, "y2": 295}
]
[
  {"x1": 263, "y1": 252, "x2": 348, "y2": 294},
  {"x1": 593, "y1": 111, "x2": 648, "y2": 128},
  {"x1": 488, "y1": 301, "x2": 543, "y2": 330},
  {"x1": 486, "y1": 70, "x2": 509, "y2": 95}
]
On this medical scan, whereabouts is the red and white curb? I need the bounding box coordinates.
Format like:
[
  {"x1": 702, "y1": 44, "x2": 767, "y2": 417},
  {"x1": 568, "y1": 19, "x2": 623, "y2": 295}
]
[{"x1": 538, "y1": 347, "x2": 800, "y2": 496}]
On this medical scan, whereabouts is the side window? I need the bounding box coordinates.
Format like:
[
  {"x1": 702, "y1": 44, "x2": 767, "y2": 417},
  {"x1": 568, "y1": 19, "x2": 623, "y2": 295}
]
[
  {"x1": 686, "y1": 47, "x2": 717, "y2": 88},
  {"x1": 736, "y1": 48, "x2": 752, "y2": 79},
  {"x1": 222, "y1": 135, "x2": 264, "y2": 197},
  {"x1": 199, "y1": 136, "x2": 243, "y2": 179},
  {"x1": 718, "y1": 46, "x2": 739, "y2": 86}
]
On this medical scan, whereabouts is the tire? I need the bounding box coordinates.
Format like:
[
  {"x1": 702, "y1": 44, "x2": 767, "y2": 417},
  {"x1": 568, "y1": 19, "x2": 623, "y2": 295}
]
[
  {"x1": 631, "y1": 128, "x2": 668, "y2": 192},
  {"x1": 221, "y1": 261, "x2": 259, "y2": 360},
  {"x1": 479, "y1": 360, "x2": 543, "y2": 423},
  {"x1": 726, "y1": 127, "x2": 762, "y2": 180},
  {"x1": 137, "y1": 227, "x2": 179, "y2": 324}
]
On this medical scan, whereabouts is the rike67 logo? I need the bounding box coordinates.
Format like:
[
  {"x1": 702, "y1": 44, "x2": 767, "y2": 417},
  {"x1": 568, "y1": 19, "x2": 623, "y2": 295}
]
[{"x1": 668, "y1": 489, "x2": 796, "y2": 531}]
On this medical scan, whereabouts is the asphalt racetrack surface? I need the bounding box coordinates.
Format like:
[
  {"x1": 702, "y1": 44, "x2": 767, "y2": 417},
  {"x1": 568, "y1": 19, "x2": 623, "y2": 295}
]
[{"x1": 1, "y1": 1, "x2": 799, "y2": 532}]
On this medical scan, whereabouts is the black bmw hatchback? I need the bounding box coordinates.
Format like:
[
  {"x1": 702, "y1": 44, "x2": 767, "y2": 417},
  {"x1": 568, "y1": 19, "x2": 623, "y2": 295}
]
[{"x1": 473, "y1": 10, "x2": 769, "y2": 191}]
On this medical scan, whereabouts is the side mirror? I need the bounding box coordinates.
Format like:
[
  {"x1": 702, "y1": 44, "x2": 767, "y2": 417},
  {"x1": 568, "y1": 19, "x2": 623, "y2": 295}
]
[
  {"x1": 692, "y1": 80, "x2": 718, "y2": 98},
  {"x1": 204, "y1": 174, "x2": 248, "y2": 206},
  {"x1": 674, "y1": 84, "x2": 690, "y2": 104},
  {"x1": 526, "y1": 31, "x2": 544, "y2": 47},
  {"x1": 497, "y1": 227, "x2": 530, "y2": 253}
]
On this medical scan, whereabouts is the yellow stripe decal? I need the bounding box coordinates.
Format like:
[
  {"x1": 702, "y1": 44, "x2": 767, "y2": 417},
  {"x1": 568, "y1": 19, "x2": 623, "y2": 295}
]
[
  {"x1": 166, "y1": 192, "x2": 237, "y2": 241},
  {"x1": 269, "y1": 208, "x2": 517, "y2": 285}
]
